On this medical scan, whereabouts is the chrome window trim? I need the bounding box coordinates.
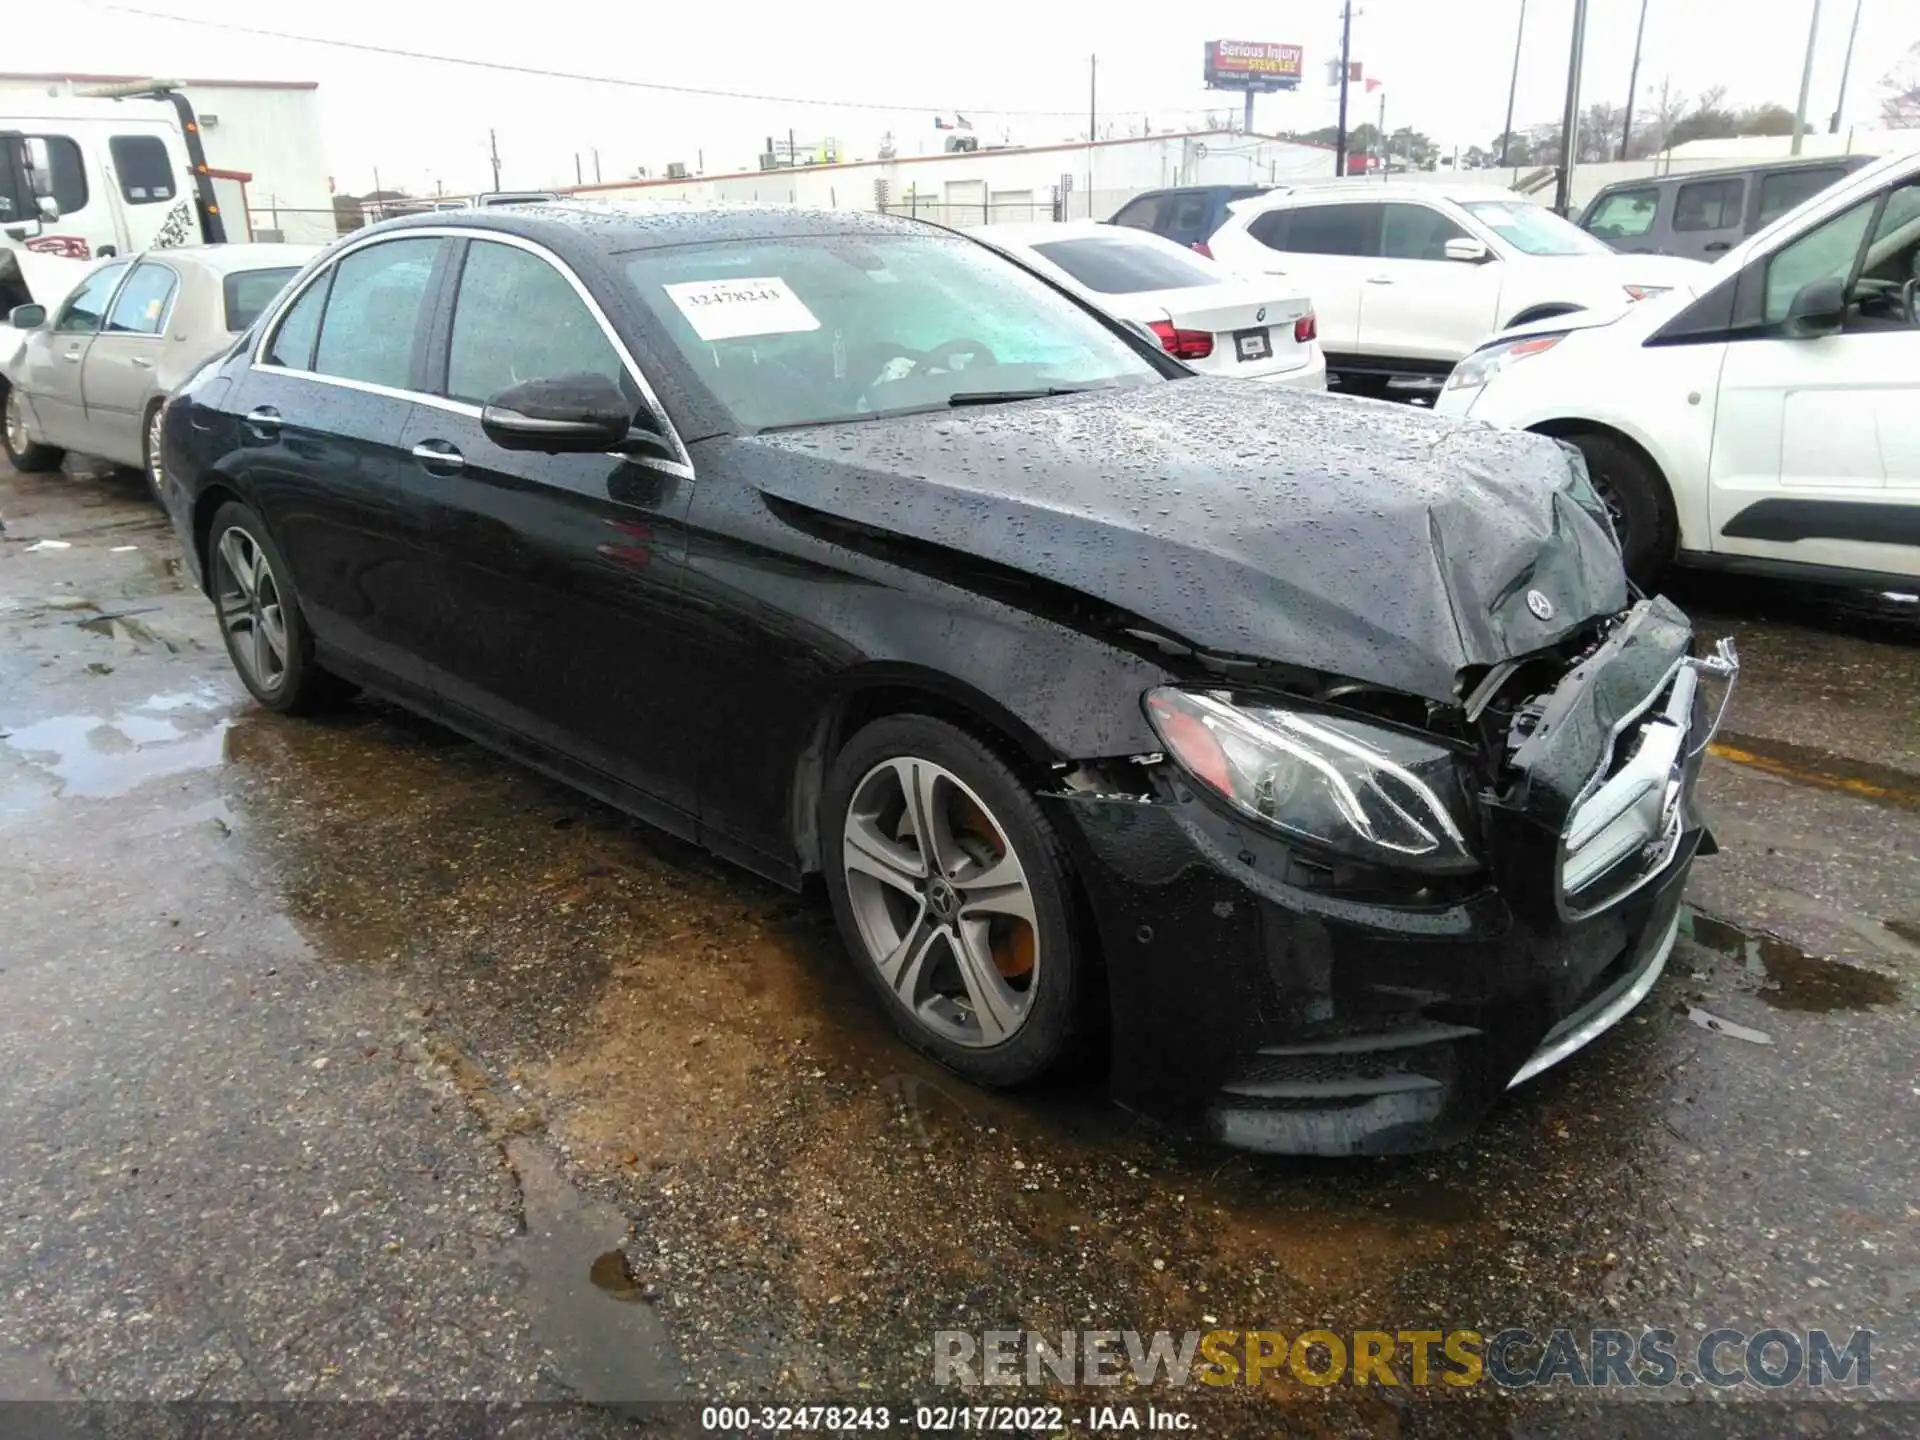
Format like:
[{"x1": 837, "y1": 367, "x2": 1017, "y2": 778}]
[
  {"x1": 53, "y1": 260, "x2": 132, "y2": 334},
  {"x1": 252, "y1": 225, "x2": 694, "y2": 479}
]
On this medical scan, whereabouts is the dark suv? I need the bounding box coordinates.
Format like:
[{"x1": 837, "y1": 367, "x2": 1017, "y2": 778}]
[
  {"x1": 1578, "y1": 155, "x2": 1876, "y2": 260},
  {"x1": 1109, "y1": 185, "x2": 1269, "y2": 254}
]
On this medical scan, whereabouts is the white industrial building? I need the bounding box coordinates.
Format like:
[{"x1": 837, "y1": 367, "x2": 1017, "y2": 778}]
[
  {"x1": 0, "y1": 72, "x2": 335, "y2": 243},
  {"x1": 563, "y1": 130, "x2": 1336, "y2": 226}
]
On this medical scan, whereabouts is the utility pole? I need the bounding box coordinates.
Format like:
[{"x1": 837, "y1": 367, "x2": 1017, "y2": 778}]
[
  {"x1": 1500, "y1": 0, "x2": 1528, "y2": 169},
  {"x1": 1619, "y1": 0, "x2": 1650, "y2": 159},
  {"x1": 1377, "y1": 88, "x2": 1387, "y2": 177},
  {"x1": 1554, "y1": 0, "x2": 1589, "y2": 215},
  {"x1": 489, "y1": 129, "x2": 501, "y2": 190},
  {"x1": 592, "y1": 148, "x2": 602, "y2": 183},
  {"x1": 1087, "y1": 54, "x2": 1096, "y2": 219},
  {"x1": 371, "y1": 164, "x2": 383, "y2": 221},
  {"x1": 1830, "y1": 0, "x2": 1863, "y2": 131},
  {"x1": 1243, "y1": 87, "x2": 1254, "y2": 136},
  {"x1": 1792, "y1": 0, "x2": 1823, "y2": 155},
  {"x1": 574, "y1": 153, "x2": 582, "y2": 185},
  {"x1": 1334, "y1": 0, "x2": 1354, "y2": 178}
]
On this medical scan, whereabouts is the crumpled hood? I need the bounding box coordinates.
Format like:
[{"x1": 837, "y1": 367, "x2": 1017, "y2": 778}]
[{"x1": 748, "y1": 380, "x2": 1628, "y2": 703}]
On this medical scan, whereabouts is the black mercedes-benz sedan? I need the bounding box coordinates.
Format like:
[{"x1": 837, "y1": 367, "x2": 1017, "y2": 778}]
[{"x1": 158, "y1": 203, "x2": 1738, "y2": 1156}]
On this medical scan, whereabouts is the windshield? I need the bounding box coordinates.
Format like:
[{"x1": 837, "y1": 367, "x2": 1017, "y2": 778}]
[
  {"x1": 224, "y1": 267, "x2": 300, "y2": 331},
  {"x1": 1459, "y1": 200, "x2": 1613, "y2": 257},
  {"x1": 1030, "y1": 235, "x2": 1220, "y2": 294},
  {"x1": 623, "y1": 232, "x2": 1163, "y2": 430}
]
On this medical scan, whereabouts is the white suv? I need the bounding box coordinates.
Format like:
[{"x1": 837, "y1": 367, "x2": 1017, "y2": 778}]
[
  {"x1": 1208, "y1": 184, "x2": 1704, "y2": 395},
  {"x1": 1436, "y1": 152, "x2": 1920, "y2": 591}
]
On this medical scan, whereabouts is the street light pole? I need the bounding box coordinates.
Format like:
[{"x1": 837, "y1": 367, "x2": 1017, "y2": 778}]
[
  {"x1": 1792, "y1": 0, "x2": 1824, "y2": 155},
  {"x1": 1500, "y1": 0, "x2": 1528, "y2": 170},
  {"x1": 1619, "y1": 0, "x2": 1650, "y2": 160},
  {"x1": 1554, "y1": 0, "x2": 1589, "y2": 215},
  {"x1": 1334, "y1": 0, "x2": 1354, "y2": 178},
  {"x1": 1830, "y1": 0, "x2": 1864, "y2": 132}
]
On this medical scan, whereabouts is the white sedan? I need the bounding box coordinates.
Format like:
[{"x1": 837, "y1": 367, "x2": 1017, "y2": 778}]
[
  {"x1": 975, "y1": 221, "x2": 1325, "y2": 389},
  {"x1": 1436, "y1": 151, "x2": 1920, "y2": 591}
]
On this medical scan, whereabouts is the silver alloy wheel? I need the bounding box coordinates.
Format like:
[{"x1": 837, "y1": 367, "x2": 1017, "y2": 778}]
[
  {"x1": 842, "y1": 756, "x2": 1040, "y2": 1048},
  {"x1": 213, "y1": 525, "x2": 290, "y2": 693},
  {"x1": 146, "y1": 406, "x2": 166, "y2": 493},
  {"x1": 5, "y1": 388, "x2": 28, "y2": 455}
]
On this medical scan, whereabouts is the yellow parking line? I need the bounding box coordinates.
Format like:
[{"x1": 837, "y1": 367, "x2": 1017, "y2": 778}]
[{"x1": 1707, "y1": 742, "x2": 1920, "y2": 809}]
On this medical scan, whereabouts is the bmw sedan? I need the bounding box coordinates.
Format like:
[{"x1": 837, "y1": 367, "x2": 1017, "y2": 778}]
[{"x1": 160, "y1": 204, "x2": 1738, "y2": 1156}]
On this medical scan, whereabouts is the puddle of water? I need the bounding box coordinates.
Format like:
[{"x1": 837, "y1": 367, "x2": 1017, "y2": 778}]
[
  {"x1": 506, "y1": 1138, "x2": 688, "y2": 1405},
  {"x1": 2, "y1": 688, "x2": 233, "y2": 800},
  {"x1": 1707, "y1": 731, "x2": 1920, "y2": 810},
  {"x1": 1885, "y1": 919, "x2": 1920, "y2": 948},
  {"x1": 1680, "y1": 906, "x2": 1902, "y2": 1013}
]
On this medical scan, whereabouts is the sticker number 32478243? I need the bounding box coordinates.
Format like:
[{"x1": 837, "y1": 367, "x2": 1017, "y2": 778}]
[{"x1": 662, "y1": 276, "x2": 822, "y2": 342}]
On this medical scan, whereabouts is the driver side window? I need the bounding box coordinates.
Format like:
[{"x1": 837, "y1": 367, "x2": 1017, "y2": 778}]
[
  {"x1": 55, "y1": 262, "x2": 128, "y2": 333},
  {"x1": 1763, "y1": 182, "x2": 1920, "y2": 327},
  {"x1": 444, "y1": 240, "x2": 626, "y2": 406}
]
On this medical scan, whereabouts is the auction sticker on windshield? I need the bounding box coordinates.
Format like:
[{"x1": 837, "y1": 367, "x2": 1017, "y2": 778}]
[{"x1": 663, "y1": 276, "x2": 821, "y2": 341}]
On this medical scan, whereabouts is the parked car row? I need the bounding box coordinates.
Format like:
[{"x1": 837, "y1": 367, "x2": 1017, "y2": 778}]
[{"x1": 4, "y1": 159, "x2": 1908, "y2": 1159}]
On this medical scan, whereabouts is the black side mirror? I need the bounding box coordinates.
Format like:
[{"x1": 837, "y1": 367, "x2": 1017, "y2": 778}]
[
  {"x1": 480, "y1": 373, "x2": 637, "y2": 454},
  {"x1": 1783, "y1": 277, "x2": 1847, "y2": 339},
  {"x1": 7, "y1": 302, "x2": 47, "y2": 329}
]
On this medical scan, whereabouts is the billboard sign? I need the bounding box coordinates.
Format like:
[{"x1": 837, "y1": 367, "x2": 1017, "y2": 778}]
[{"x1": 1204, "y1": 40, "x2": 1305, "y2": 93}]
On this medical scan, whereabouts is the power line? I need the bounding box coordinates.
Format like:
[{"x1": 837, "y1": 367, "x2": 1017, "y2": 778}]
[{"x1": 95, "y1": 1, "x2": 1232, "y2": 120}]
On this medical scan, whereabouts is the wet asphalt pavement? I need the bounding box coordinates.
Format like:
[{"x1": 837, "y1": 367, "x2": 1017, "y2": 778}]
[{"x1": 1, "y1": 458, "x2": 1915, "y2": 1438}]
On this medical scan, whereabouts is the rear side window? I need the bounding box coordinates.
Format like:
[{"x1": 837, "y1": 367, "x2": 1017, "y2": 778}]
[
  {"x1": 224, "y1": 267, "x2": 300, "y2": 331},
  {"x1": 1271, "y1": 203, "x2": 1380, "y2": 256},
  {"x1": 444, "y1": 240, "x2": 624, "y2": 405},
  {"x1": 108, "y1": 135, "x2": 176, "y2": 205},
  {"x1": 54, "y1": 262, "x2": 128, "y2": 333},
  {"x1": 1030, "y1": 236, "x2": 1218, "y2": 293},
  {"x1": 265, "y1": 273, "x2": 329, "y2": 367},
  {"x1": 104, "y1": 261, "x2": 177, "y2": 335},
  {"x1": 1111, "y1": 195, "x2": 1166, "y2": 232},
  {"x1": 1167, "y1": 193, "x2": 1210, "y2": 237},
  {"x1": 27, "y1": 135, "x2": 88, "y2": 214},
  {"x1": 1756, "y1": 167, "x2": 1846, "y2": 229},
  {"x1": 1585, "y1": 186, "x2": 1659, "y2": 239},
  {"x1": 1379, "y1": 203, "x2": 1470, "y2": 260},
  {"x1": 311, "y1": 237, "x2": 440, "y2": 389},
  {"x1": 1673, "y1": 177, "x2": 1744, "y2": 233}
]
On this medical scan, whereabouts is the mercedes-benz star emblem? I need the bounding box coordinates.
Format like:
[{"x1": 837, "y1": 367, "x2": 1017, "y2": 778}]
[{"x1": 1526, "y1": 589, "x2": 1555, "y2": 620}]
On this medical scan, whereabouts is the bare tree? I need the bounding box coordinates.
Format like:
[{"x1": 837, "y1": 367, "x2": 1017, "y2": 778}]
[{"x1": 1885, "y1": 42, "x2": 1920, "y2": 128}]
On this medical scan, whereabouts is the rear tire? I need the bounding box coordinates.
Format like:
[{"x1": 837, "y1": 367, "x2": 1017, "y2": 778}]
[
  {"x1": 821, "y1": 714, "x2": 1088, "y2": 1088},
  {"x1": 140, "y1": 400, "x2": 167, "y2": 504},
  {"x1": 3, "y1": 381, "x2": 65, "y2": 473},
  {"x1": 1561, "y1": 430, "x2": 1677, "y2": 591},
  {"x1": 207, "y1": 500, "x2": 354, "y2": 715}
]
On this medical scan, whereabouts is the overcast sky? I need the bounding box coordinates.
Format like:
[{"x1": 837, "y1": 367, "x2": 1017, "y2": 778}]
[{"x1": 16, "y1": 0, "x2": 1919, "y2": 195}]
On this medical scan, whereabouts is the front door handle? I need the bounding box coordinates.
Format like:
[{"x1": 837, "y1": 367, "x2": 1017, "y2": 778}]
[
  {"x1": 1703, "y1": 241, "x2": 1732, "y2": 253},
  {"x1": 62, "y1": 348, "x2": 83, "y2": 363},
  {"x1": 1365, "y1": 276, "x2": 1395, "y2": 285},
  {"x1": 242, "y1": 406, "x2": 283, "y2": 439},
  {"x1": 411, "y1": 440, "x2": 465, "y2": 474}
]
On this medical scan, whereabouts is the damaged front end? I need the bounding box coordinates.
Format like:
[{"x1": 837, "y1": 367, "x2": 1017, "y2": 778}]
[{"x1": 1040, "y1": 597, "x2": 1739, "y2": 1157}]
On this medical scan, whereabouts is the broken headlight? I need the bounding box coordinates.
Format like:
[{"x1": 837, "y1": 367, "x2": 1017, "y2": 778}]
[{"x1": 1145, "y1": 689, "x2": 1477, "y2": 872}]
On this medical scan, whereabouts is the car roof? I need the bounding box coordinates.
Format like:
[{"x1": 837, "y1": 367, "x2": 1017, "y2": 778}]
[
  {"x1": 364, "y1": 202, "x2": 941, "y2": 255},
  {"x1": 974, "y1": 219, "x2": 1134, "y2": 245},
  {"x1": 1586, "y1": 153, "x2": 1876, "y2": 197},
  {"x1": 137, "y1": 243, "x2": 321, "y2": 274}
]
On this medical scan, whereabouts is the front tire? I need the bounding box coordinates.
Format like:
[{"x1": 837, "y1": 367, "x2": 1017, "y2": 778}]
[
  {"x1": 3, "y1": 382, "x2": 65, "y2": 473},
  {"x1": 821, "y1": 715, "x2": 1088, "y2": 1087},
  {"x1": 1563, "y1": 431, "x2": 1677, "y2": 591},
  {"x1": 207, "y1": 500, "x2": 352, "y2": 714}
]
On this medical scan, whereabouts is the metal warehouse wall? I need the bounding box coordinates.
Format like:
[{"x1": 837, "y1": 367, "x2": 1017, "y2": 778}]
[
  {"x1": 568, "y1": 132, "x2": 1334, "y2": 225},
  {"x1": 0, "y1": 76, "x2": 336, "y2": 245}
]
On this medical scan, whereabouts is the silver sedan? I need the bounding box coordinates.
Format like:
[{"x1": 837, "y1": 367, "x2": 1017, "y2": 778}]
[{"x1": 2, "y1": 243, "x2": 316, "y2": 496}]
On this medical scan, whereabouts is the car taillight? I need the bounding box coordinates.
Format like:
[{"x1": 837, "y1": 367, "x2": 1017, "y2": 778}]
[
  {"x1": 1294, "y1": 312, "x2": 1318, "y2": 343},
  {"x1": 1148, "y1": 320, "x2": 1215, "y2": 360},
  {"x1": 1191, "y1": 241, "x2": 1214, "y2": 258}
]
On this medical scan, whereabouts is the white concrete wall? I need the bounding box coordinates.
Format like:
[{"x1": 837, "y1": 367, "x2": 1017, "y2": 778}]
[
  {"x1": 0, "y1": 78, "x2": 336, "y2": 244},
  {"x1": 568, "y1": 133, "x2": 1334, "y2": 225}
]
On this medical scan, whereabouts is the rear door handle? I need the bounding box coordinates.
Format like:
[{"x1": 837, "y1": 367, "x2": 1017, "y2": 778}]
[
  {"x1": 62, "y1": 349, "x2": 83, "y2": 363},
  {"x1": 1365, "y1": 276, "x2": 1395, "y2": 285},
  {"x1": 243, "y1": 406, "x2": 283, "y2": 439},
  {"x1": 130, "y1": 356, "x2": 154, "y2": 370},
  {"x1": 1703, "y1": 241, "x2": 1731, "y2": 252},
  {"x1": 411, "y1": 440, "x2": 465, "y2": 474}
]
